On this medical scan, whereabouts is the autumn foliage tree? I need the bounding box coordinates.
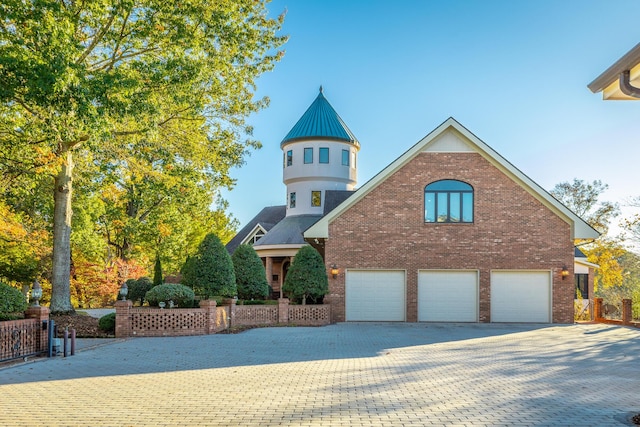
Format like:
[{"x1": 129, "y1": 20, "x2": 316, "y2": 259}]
[{"x1": 0, "y1": 1, "x2": 286, "y2": 312}]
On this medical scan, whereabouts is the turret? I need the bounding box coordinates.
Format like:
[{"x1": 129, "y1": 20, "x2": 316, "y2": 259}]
[{"x1": 281, "y1": 87, "x2": 359, "y2": 216}]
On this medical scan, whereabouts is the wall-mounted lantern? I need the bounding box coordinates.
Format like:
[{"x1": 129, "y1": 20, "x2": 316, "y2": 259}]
[
  {"x1": 561, "y1": 266, "x2": 569, "y2": 280},
  {"x1": 330, "y1": 264, "x2": 339, "y2": 279}
]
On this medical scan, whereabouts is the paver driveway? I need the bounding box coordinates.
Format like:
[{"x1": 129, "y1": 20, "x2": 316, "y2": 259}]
[{"x1": 1, "y1": 322, "x2": 639, "y2": 426}]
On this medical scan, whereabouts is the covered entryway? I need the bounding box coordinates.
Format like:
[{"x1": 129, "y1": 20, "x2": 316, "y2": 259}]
[
  {"x1": 345, "y1": 270, "x2": 405, "y2": 321},
  {"x1": 491, "y1": 270, "x2": 551, "y2": 322},
  {"x1": 418, "y1": 270, "x2": 478, "y2": 322}
]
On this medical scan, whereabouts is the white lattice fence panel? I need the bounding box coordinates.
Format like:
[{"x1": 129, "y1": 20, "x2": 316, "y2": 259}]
[
  {"x1": 234, "y1": 306, "x2": 278, "y2": 326},
  {"x1": 288, "y1": 305, "x2": 330, "y2": 325}
]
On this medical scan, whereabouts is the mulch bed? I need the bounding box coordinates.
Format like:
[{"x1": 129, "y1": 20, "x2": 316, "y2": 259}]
[{"x1": 50, "y1": 313, "x2": 114, "y2": 338}]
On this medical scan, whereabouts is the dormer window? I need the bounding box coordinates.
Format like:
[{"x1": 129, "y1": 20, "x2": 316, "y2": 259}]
[
  {"x1": 425, "y1": 180, "x2": 473, "y2": 223},
  {"x1": 250, "y1": 229, "x2": 264, "y2": 245}
]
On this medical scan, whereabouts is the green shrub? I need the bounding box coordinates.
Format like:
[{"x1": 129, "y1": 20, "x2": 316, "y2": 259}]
[
  {"x1": 232, "y1": 244, "x2": 269, "y2": 300},
  {"x1": 98, "y1": 313, "x2": 116, "y2": 333},
  {"x1": 145, "y1": 284, "x2": 195, "y2": 307},
  {"x1": 153, "y1": 254, "x2": 163, "y2": 286},
  {"x1": 238, "y1": 299, "x2": 277, "y2": 305},
  {"x1": 0, "y1": 281, "x2": 27, "y2": 315},
  {"x1": 126, "y1": 277, "x2": 153, "y2": 306},
  {"x1": 181, "y1": 233, "x2": 236, "y2": 298},
  {"x1": 282, "y1": 246, "x2": 328, "y2": 305}
]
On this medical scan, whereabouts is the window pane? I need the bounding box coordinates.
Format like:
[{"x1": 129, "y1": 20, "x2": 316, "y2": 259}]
[
  {"x1": 304, "y1": 148, "x2": 313, "y2": 164},
  {"x1": 319, "y1": 147, "x2": 329, "y2": 163},
  {"x1": 426, "y1": 180, "x2": 472, "y2": 192},
  {"x1": 437, "y1": 193, "x2": 448, "y2": 222},
  {"x1": 287, "y1": 150, "x2": 293, "y2": 166},
  {"x1": 449, "y1": 193, "x2": 460, "y2": 222},
  {"x1": 311, "y1": 191, "x2": 321, "y2": 207},
  {"x1": 289, "y1": 192, "x2": 296, "y2": 208},
  {"x1": 462, "y1": 192, "x2": 473, "y2": 222},
  {"x1": 342, "y1": 149, "x2": 349, "y2": 166},
  {"x1": 425, "y1": 192, "x2": 435, "y2": 222}
]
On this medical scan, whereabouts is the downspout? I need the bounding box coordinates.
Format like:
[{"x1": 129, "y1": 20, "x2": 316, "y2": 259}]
[{"x1": 619, "y1": 70, "x2": 640, "y2": 98}]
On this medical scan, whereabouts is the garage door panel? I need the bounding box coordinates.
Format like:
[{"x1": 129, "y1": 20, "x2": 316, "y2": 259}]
[
  {"x1": 346, "y1": 270, "x2": 405, "y2": 321},
  {"x1": 491, "y1": 271, "x2": 550, "y2": 323},
  {"x1": 418, "y1": 270, "x2": 478, "y2": 322}
]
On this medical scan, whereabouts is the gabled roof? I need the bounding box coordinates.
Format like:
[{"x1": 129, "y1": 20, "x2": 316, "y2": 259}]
[
  {"x1": 225, "y1": 205, "x2": 286, "y2": 254},
  {"x1": 253, "y1": 215, "x2": 322, "y2": 248},
  {"x1": 304, "y1": 117, "x2": 600, "y2": 241},
  {"x1": 281, "y1": 87, "x2": 359, "y2": 147}
]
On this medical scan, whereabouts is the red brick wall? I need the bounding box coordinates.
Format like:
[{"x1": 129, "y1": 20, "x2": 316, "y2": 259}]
[{"x1": 325, "y1": 152, "x2": 574, "y2": 323}]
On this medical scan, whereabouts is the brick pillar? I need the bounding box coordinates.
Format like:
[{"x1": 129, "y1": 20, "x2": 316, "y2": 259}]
[
  {"x1": 115, "y1": 300, "x2": 132, "y2": 338},
  {"x1": 278, "y1": 298, "x2": 289, "y2": 324},
  {"x1": 594, "y1": 298, "x2": 603, "y2": 321},
  {"x1": 200, "y1": 300, "x2": 217, "y2": 334},
  {"x1": 622, "y1": 299, "x2": 632, "y2": 325},
  {"x1": 24, "y1": 305, "x2": 50, "y2": 353}
]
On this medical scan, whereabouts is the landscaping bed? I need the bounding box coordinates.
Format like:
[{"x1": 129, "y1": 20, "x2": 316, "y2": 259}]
[{"x1": 50, "y1": 313, "x2": 114, "y2": 338}]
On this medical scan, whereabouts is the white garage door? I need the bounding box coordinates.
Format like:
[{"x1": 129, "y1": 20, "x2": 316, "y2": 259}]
[
  {"x1": 345, "y1": 270, "x2": 405, "y2": 321},
  {"x1": 418, "y1": 270, "x2": 478, "y2": 322},
  {"x1": 491, "y1": 271, "x2": 551, "y2": 323}
]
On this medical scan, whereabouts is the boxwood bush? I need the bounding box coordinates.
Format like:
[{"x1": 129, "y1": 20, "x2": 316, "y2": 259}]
[
  {"x1": 145, "y1": 284, "x2": 195, "y2": 308},
  {"x1": 98, "y1": 313, "x2": 116, "y2": 333},
  {"x1": 0, "y1": 282, "x2": 28, "y2": 319}
]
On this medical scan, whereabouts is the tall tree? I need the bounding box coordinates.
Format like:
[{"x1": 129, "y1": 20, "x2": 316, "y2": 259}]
[
  {"x1": 550, "y1": 179, "x2": 618, "y2": 235},
  {"x1": 0, "y1": 1, "x2": 286, "y2": 312}
]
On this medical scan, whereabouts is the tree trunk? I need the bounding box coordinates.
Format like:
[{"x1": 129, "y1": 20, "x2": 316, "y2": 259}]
[{"x1": 50, "y1": 149, "x2": 75, "y2": 313}]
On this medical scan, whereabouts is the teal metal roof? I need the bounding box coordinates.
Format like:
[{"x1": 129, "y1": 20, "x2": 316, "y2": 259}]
[{"x1": 281, "y1": 87, "x2": 359, "y2": 147}]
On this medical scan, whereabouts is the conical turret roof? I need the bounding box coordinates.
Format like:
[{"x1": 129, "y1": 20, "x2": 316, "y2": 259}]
[{"x1": 281, "y1": 87, "x2": 359, "y2": 147}]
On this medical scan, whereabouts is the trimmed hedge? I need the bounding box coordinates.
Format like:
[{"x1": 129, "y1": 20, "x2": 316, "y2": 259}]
[
  {"x1": 98, "y1": 313, "x2": 116, "y2": 333},
  {"x1": 145, "y1": 284, "x2": 195, "y2": 307},
  {"x1": 126, "y1": 277, "x2": 153, "y2": 306},
  {"x1": 0, "y1": 282, "x2": 27, "y2": 316}
]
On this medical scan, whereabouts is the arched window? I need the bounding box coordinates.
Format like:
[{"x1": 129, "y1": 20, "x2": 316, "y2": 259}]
[{"x1": 425, "y1": 180, "x2": 474, "y2": 223}]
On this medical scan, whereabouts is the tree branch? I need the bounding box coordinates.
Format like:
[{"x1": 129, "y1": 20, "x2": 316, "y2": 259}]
[{"x1": 76, "y1": 11, "x2": 117, "y2": 65}]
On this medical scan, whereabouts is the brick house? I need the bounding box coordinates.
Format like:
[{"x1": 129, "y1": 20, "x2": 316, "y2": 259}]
[
  {"x1": 228, "y1": 90, "x2": 599, "y2": 323},
  {"x1": 304, "y1": 118, "x2": 599, "y2": 323}
]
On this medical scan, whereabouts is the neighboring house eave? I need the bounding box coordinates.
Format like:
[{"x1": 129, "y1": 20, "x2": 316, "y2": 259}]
[
  {"x1": 588, "y1": 42, "x2": 640, "y2": 92},
  {"x1": 304, "y1": 117, "x2": 600, "y2": 240},
  {"x1": 575, "y1": 258, "x2": 600, "y2": 269}
]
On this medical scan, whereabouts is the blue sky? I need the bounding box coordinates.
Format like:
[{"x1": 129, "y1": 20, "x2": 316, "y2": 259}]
[{"x1": 222, "y1": 0, "x2": 640, "y2": 242}]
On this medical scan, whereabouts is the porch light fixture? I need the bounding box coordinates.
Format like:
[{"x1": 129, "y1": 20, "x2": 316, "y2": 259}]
[
  {"x1": 31, "y1": 280, "x2": 43, "y2": 307},
  {"x1": 330, "y1": 264, "x2": 339, "y2": 279},
  {"x1": 561, "y1": 266, "x2": 569, "y2": 280},
  {"x1": 119, "y1": 281, "x2": 128, "y2": 300}
]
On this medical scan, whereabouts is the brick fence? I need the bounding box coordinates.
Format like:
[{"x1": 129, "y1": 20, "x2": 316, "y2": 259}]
[
  {"x1": 115, "y1": 298, "x2": 331, "y2": 338},
  {"x1": 594, "y1": 298, "x2": 639, "y2": 328}
]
